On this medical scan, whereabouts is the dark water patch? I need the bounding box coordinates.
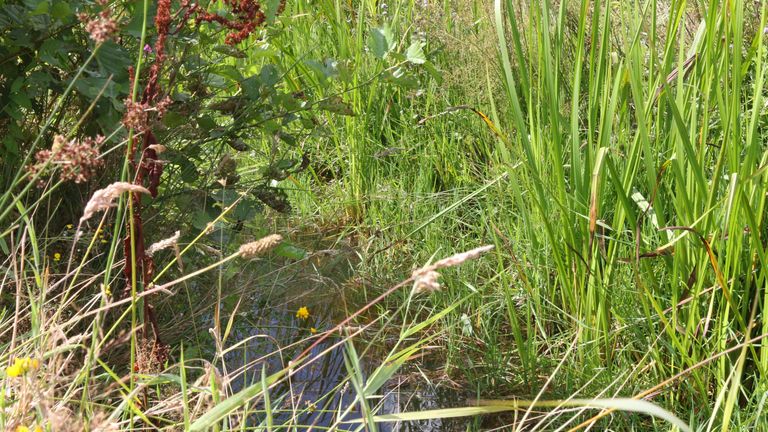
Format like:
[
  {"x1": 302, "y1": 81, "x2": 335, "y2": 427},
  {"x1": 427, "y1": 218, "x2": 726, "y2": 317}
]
[{"x1": 175, "y1": 233, "x2": 471, "y2": 430}]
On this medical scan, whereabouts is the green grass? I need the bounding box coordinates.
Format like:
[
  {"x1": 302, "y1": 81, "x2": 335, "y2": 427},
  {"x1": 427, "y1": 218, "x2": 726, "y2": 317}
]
[{"x1": 2, "y1": 0, "x2": 768, "y2": 430}]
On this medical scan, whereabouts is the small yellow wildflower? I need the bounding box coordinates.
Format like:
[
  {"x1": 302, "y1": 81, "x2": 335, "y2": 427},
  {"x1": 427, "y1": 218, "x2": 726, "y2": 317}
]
[
  {"x1": 16, "y1": 426, "x2": 30, "y2": 432},
  {"x1": 33, "y1": 427, "x2": 43, "y2": 432},
  {"x1": 53, "y1": 252, "x2": 61, "y2": 262},
  {"x1": 296, "y1": 306, "x2": 309, "y2": 320},
  {"x1": 101, "y1": 239, "x2": 108, "y2": 244},
  {"x1": 6, "y1": 357, "x2": 40, "y2": 377},
  {"x1": 310, "y1": 327, "x2": 317, "y2": 334},
  {"x1": 66, "y1": 223, "x2": 73, "y2": 229},
  {"x1": 6, "y1": 362, "x2": 23, "y2": 378}
]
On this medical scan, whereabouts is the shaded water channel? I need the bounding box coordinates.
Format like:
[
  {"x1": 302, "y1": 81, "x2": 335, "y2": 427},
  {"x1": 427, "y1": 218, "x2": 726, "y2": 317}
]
[{"x1": 191, "y1": 232, "x2": 471, "y2": 431}]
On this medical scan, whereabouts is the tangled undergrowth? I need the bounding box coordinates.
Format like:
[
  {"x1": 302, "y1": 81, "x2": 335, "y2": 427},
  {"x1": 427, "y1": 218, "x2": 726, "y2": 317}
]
[{"x1": 3, "y1": 0, "x2": 768, "y2": 431}]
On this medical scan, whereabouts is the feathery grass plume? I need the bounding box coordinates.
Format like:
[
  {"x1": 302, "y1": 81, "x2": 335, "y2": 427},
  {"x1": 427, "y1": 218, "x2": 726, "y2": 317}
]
[
  {"x1": 80, "y1": 182, "x2": 150, "y2": 222},
  {"x1": 238, "y1": 234, "x2": 283, "y2": 258},
  {"x1": 412, "y1": 245, "x2": 494, "y2": 294},
  {"x1": 146, "y1": 230, "x2": 180, "y2": 256},
  {"x1": 413, "y1": 270, "x2": 441, "y2": 293}
]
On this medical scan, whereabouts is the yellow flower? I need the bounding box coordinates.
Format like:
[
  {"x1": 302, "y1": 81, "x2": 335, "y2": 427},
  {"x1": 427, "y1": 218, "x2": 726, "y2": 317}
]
[
  {"x1": 53, "y1": 252, "x2": 61, "y2": 262},
  {"x1": 6, "y1": 357, "x2": 40, "y2": 377},
  {"x1": 310, "y1": 327, "x2": 317, "y2": 334},
  {"x1": 16, "y1": 426, "x2": 30, "y2": 432},
  {"x1": 296, "y1": 306, "x2": 309, "y2": 320},
  {"x1": 33, "y1": 427, "x2": 43, "y2": 432},
  {"x1": 100, "y1": 239, "x2": 108, "y2": 244},
  {"x1": 6, "y1": 363, "x2": 23, "y2": 377},
  {"x1": 66, "y1": 224, "x2": 73, "y2": 229}
]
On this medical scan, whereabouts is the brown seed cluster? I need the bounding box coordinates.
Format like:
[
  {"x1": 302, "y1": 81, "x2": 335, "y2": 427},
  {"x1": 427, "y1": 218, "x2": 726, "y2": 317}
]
[
  {"x1": 194, "y1": 0, "x2": 286, "y2": 45},
  {"x1": 27, "y1": 135, "x2": 105, "y2": 185},
  {"x1": 135, "y1": 338, "x2": 170, "y2": 374},
  {"x1": 122, "y1": 96, "x2": 172, "y2": 131},
  {"x1": 239, "y1": 234, "x2": 283, "y2": 258},
  {"x1": 79, "y1": 9, "x2": 118, "y2": 44},
  {"x1": 122, "y1": 100, "x2": 150, "y2": 131}
]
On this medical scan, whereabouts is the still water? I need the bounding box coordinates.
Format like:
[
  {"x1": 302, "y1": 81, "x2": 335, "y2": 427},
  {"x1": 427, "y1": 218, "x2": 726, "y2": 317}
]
[{"x1": 208, "y1": 237, "x2": 470, "y2": 431}]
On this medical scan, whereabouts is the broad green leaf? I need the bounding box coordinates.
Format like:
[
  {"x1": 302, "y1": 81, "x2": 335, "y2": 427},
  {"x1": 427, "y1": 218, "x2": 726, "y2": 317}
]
[
  {"x1": 96, "y1": 41, "x2": 131, "y2": 78},
  {"x1": 197, "y1": 115, "x2": 217, "y2": 131},
  {"x1": 369, "y1": 26, "x2": 394, "y2": 59},
  {"x1": 51, "y1": 1, "x2": 71, "y2": 20},
  {"x1": 274, "y1": 243, "x2": 305, "y2": 260},
  {"x1": 405, "y1": 41, "x2": 426, "y2": 64}
]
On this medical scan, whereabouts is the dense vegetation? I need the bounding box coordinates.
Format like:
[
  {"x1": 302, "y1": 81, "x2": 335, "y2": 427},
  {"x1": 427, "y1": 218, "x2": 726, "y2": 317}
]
[{"x1": 2, "y1": 0, "x2": 768, "y2": 430}]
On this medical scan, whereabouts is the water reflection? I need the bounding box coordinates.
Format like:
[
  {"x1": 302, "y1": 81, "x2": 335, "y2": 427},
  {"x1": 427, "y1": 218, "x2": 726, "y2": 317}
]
[{"x1": 214, "y1": 239, "x2": 468, "y2": 431}]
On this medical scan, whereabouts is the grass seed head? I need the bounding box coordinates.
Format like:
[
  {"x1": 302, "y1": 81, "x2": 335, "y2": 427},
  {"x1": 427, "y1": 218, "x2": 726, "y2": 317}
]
[
  {"x1": 146, "y1": 230, "x2": 181, "y2": 256},
  {"x1": 239, "y1": 234, "x2": 283, "y2": 258},
  {"x1": 413, "y1": 270, "x2": 441, "y2": 293},
  {"x1": 81, "y1": 182, "x2": 150, "y2": 222}
]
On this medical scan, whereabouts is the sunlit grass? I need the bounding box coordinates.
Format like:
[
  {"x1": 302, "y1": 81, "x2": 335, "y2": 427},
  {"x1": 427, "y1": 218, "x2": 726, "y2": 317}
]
[{"x1": 3, "y1": 0, "x2": 768, "y2": 430}]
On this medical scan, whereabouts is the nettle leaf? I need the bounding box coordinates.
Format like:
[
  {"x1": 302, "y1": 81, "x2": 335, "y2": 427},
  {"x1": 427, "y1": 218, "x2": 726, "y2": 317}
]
[
  {"x1": 51, "y1": 1, "x2": 71, "y2": 21},
  {"x1": 259, "y1": 64, "x2": 280, "y2": 87},
  {"x1": 369, "y1": 26, "x2": 395, "y2": 59},
  {"x1": 405, "y1": 41, "x2": 426, "y2": 64},
  {"x1": 423, "y1": 61, "x2": 443, "y2": 84},
  {"x1": 211, "y1": 189, "x2": 241, "y2": 206},
  {"x1": 74, "y1": 76, "x2": 121, "y2": 101},
  {"x1": 241, "y1": 75, "x2": 263, "y2": 99},
  {"x1": 96, "y1": 41, "x2": 131, "y2": 78},
  {"x1": 39, "y1": 39, "x2": 71, "y2": 68},
  {"x1": 203, "y1": 72, "x2": 228, "y2": 89},
  {"x1": 232, "y1": 199, "x2": 261, "y2": 220},
  {"x1": 191, "y1": 209, "x2": 218, "y2": 231},
  {"x1": 10, "y1": 92, "x2": 32, "y2": 110}
]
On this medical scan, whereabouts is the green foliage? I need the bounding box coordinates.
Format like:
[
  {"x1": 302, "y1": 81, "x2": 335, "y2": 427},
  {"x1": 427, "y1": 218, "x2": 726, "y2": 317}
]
[{"x1": 3, "y1": 0, "x2": 768, "y2": 430}]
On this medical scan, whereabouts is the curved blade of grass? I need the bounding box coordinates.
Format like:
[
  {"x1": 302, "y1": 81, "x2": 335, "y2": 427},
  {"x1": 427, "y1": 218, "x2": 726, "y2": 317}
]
[
  {"x1": 346, "y1": 398, "x2": 690, "y2": 432},
  {"x1": 189, "y1": 369, "x2": 285, "y2": 431}
]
